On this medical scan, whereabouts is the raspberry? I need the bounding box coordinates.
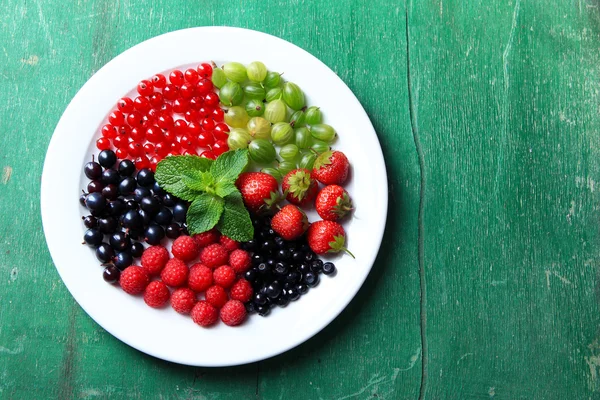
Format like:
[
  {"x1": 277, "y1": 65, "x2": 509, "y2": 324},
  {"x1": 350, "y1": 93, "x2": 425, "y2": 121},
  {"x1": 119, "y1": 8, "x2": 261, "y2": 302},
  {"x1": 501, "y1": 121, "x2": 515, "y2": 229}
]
[
  {"x1": 190, "y1": 301, "x2": 218, "y2": 327},
  {"x1": 161, "y1": 258, "x2": 189, "y2": 287},
  {"x1": 213, "y1": 265, "x2": 236, "y2": 288},
  {"x1": 219, "y1": 235, "x2": 239, "y2": 252},
  {"x1": 187, "y1": 263, "x2": 213, "y2": 292},
  {"x1": 171, "y1": 235, "x2": 199, "y2": 261},
  {"x1": 200, "y1": 244, "x2": 229, "y2": 268},
  {"x1": 229, "y1": 279, "x2": 253, "y2": 302},
  {"x1": 193, "y1": 229, "x2": 220, "y2": 248},
  {"x1": 143, "y1": 281, "x2": 170, "y2": 308},
  {"x1": 220, "y1": 300, "x2": 247, "y2": 326},
  {"x1": 229, "y1": 249, "x2": 252, "y2": 274},
  {"x1": 141, "y1": 245, "x2": 170, "y2": 275},
  {"x1": 171, "y1": 288, "x2": 197, "y2": 314},
  {"x1": 205, "y1": 285, "x2": 228, "y2": 309},
  {"x1": 119, "y1": 266, "x2": 149, "y2": 295}
]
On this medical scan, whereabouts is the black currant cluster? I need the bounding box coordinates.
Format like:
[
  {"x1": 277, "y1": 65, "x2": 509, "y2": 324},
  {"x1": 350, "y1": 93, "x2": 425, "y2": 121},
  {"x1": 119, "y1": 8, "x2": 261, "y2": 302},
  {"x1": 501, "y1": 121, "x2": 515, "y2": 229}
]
[
  {"x1": 241, "y1": 215, "x2": 336, "y2": 317},
  {"x1": 80, "y1": 149, "x2": 189, "y2": 282}
]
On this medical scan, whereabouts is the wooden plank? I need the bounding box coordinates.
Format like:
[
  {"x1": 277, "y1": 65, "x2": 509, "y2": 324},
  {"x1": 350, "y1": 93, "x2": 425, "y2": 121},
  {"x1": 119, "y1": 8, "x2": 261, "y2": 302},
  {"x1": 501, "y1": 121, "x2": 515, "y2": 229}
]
[{"x1": 408, "y1": 0, "x2": 600, "y2": 398}]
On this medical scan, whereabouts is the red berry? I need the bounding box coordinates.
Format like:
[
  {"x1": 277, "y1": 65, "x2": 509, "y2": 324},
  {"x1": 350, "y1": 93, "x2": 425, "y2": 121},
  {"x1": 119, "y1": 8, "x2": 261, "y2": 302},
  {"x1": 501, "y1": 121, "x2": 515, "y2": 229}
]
[
  {"x1": 149, "y1": 156, "x2": 159, "y2": 171},
  {"x1": 143, "y1": 281, "x2": 170, "y2": 308},
  {"x1": 151, "y1": 73, "x2": 166, "y2": 89},
  {"x1": 282, "y1": 168, "x2": 318, "y2": 207},
  {"x1": 235, "y1": 172, "x2": 280, "y2": 213},
  {"x1": 187, "y1": 263, "x2": 213, "y2": 292},
  {"x1": 193, "y1": 229, "x2": 220, "y2": 248},
  {"x1": 117, "y1": 97, "x2": 134, "y2": 113},
  {"x1": 159, "y1": 102, "x2": 172, "y2": 114},
  {"x1": 101, "y1": 124, "x2": 117, "y2": 139},
  {"x1": 184, "y1": 68, "x2": 199, "y2": 84},
  {"x1": 200, "y1": 150, "x2": 216, "y2": 160},
  {"x1": 127, "y1": 142, "x2": 143, "y2": 158},
  {"x1": 119, "y1": 266, "x2": 149, "y2": 295},
  {"x1": 173, "y1": 98, "x2": 189, "y2": 114},
  {"x1": 189, "y1": 96, "x2": 203, "y2": 110},
  {"x1": 180, "y1": 134, "x2": 197, "y2": 150},
  {"x1": 116, "y1": 148, "x2": 128, "y2": 159},
  {"x1": 197, "y1": 63, "x2": 213, "y2": 78},
  {"x1": 191, "y1": 301, "x2": 218, "y2": 327},
  {"x1": 200, "y1": 244, "x2": 229, "y2": 268},
  {"x1": 143, "y1": 143, "x2": 155, "y2": 154},
  {"x1": 130, "y1": 127, "x2": 145, "y2": 142},
  {"x1": 134, "y1": 96, "x2": 151, "y2": 112},
  {"x1": 161, "y1": 258, "x2": 189, "y2": 287},
  {"x1": 157, "y1": 113, "x2": 174, "y2": 129},
  {"x1": 201, "y1": 118, "x2": 215, "y2": 131},
  {"x1": 204, "y1": 92, "x2": 219, "y2": 107},
  {"x1": 187, "y1": 121, "x2": 201, "y2": 136},
  {"x1": 169, "y1": 69, "x2": 184, "y2": 85},
  {"x1": 163, "y1": 84, "x2": 179, "y2": 100},
  {"x1": 212, "y1": 107, "x2": 225, "y2": 122},
  {"x1": 198, "y1": 106, "x2": 211, "y2": 118},
  {"x1": 220, "y1": 300, "x2": 247, "y2": 326},
  {"x1": 127, "y1": 111, "x2": 143, "y2": 128},
  {"x1": 113, "y1": 135, "x2": 129, "y2": 149},
  {"x1": 307, "y1": 220, "x2": 353, "y2": 256},
  {"x1": 205, "y1": 285, "x2": 228, "y2": 309},
  {"x1": 96, "y1": 137, "x2": 111, "y2": 151},
  {"x1": 315, "y1": 185, "x2": 353, "y2": 221},
  {"x1": 149, "y1": 93, "x2": 164, "y2": 108},
  {"x1": 219, "y1": 236, "x2": 239, "y2": 252},
  {"x1": 141, "y1": 245, "x2": 170, "y2": 276},
  {"x1": 171, "y1": 288, "x2": 197, "y2": 314},
  {"x1": 108, "y1": 110, "x2": 125, "y2": 126},
  {"x1": 212, "y1": 140, "x2": 228, "y2": 156},
  {"x1": 229, "y1": 279, "x2": 253, "y2": 303},
  {"x1": 213, "y1": 265, "x2": 236, "y2": 288},
  {"x1": 197, "y1": 132, "x2": 214, "y2": 148},
  {"x1": 312, "y1": 150, "x2": 350, "y2": 186},
  {"x1": 137, "y1": 79, "x2": 154, "y2": 96},
  {"x1": 135, "y1": 156, "x2": 151, "y2": 170},
  {"x1": 145, "y1": 126, "x2": 163, "y2": 143},
  {"x1": 174, "y1": 119, "x2": 189, "y2": 135},
  {"x1": 180, "y1": 83, "x2": 195, "y2": 99},
  {"x1": 155, "y1": 142, "x2": 169, "y2": 158},
  {"x1": 271, "y1": 204, "x2": 309, "y2": 240},
  {"x1": 196, "y1": 79, "x2": 213, "y2": 95},
  {"x1": 163, "y1": 129, "x2": 177, "y2": 143},
  {"x1": 184, "y1": 109, "x2": 200, "y2": 123},
  {"x1": 172, "y1": 236, "x2": 199, "y2": 261},
  {"x1": 117, "y1": 125, "x2": 131, "y2": 136},
  {"x1": 229, "y1": 249, "x2": 251, "y2": 274}
]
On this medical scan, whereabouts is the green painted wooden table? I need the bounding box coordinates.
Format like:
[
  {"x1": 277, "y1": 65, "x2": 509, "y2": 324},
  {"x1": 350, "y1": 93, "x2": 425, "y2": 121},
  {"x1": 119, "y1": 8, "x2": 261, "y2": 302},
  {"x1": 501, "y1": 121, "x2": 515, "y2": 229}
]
[{"x1": 2, "y1": 1, "x2": 600, "y2": 398}]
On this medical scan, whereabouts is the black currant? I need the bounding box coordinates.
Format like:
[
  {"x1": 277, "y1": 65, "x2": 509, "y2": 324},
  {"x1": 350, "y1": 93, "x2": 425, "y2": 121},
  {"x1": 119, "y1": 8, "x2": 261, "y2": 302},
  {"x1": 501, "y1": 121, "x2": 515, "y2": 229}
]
[
  {"x1": 118, "y1": 159, "x2": 135, "y2": 176},
  {"x1": 138, "y1": 209, "x2": 152, "y2": 225},
  {"x1": 84, "y1": 161, "x2": 102, "y2": 180},
  {"x1": 165, "y1": 223, "x2": 181, "y2": 239},
  {"x1": 152, "y1": 181, "x2": 165, "y2": 196},
  {"x1": 121, "y1": 210, "x2": 143, "y2": 230},
  {"x1": 303, "y1": 272, "x2": 319, "y2": 287},
  {"x1": 97, "y1": 217, "x2": 118, "y2": 234},
  {"x1": 95, "y1": 243, "x2": 114, "y2": 263},
  {"x1": 82, "y1": 215, "x2": 97, "y2": 228},
  {"x1": 254, "y1": 292, "x2": 268, "y2": 306},
  {"x1": 140, "y1": 196, "x2": 160, "y2": 215},
  {"x1": 119, "y1": 177, "x2": 137, "y2": 195},
  {"x1": 322, "y1": 262, "x2": 336, "y2": 275},
  {"x1": 145, "y1": 224, "x2": 165, "y2": 245},
  {"x1": 107, "y1": 199, "x2": 125, "y2": 216},
  {"x1": 98, "y1": 149, "x2": 117, "y2": 169},
  {"x1": 130, "y1": 242, "x2": 144, "y2": 258},
  {"x1": 256, "y1": 305, "x2": 270, "y2": 316},
  {"x1": 114, "y1": 251, "x2": 133, "y2": 270},
  {"x1": 83, "y1": 229, "x2": 103, "y2": 246},
  {"x1": 266, "y1": 282, "x2": 282, "y2": 299},
  {"x1": 311, "y1": 259, "x2": 324, "y2": 273},
  {"x1": 172, "y1": 202, "x2": 188, "y2": 222},
  {"x1": 296, "y1": 283, "x2": 309, "y2": 295},
  {"x1": 133, "y1": 187, "x2": 151, "y2": 202},
  {"x1": 161, "y1": 193, "x2": 177, "y2": 207},
  {"x1": 87, "y1": 180, "x2": 104, "y2": 193},
  {"x1": 101, "y1": 168, "x2": 120, "y2": 185},
  {"x1": 85, "y1": 192, "x2": 106, "y2": 212},
  {"x1": 102, "y1": 184, "x2": 119, "y2": 200},
  {"x1": 136, "y1": 168, "x2": 155, "y2": 187},
  {"x1": 109, "y1": 231, "x2": 131, "y2": 251},
  {"x1": 274, "y1": 262, "x2": 289, "y2": 276},
  {"x1": 103, "y1": 265, "x2": 120, "y2": 284},
  {"x1": 285, "y1": 271, "x2": 301, "y2": 283},
  {"x1": 154, "y1": 207, "x2": 173, "y2": 225}
]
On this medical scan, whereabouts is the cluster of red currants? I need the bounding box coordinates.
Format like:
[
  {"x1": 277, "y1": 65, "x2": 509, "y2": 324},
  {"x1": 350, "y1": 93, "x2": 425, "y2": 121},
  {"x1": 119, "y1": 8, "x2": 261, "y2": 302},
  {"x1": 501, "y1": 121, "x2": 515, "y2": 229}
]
[{"x1": 95, "y1": 62, "x2": 230, "y2": 170}]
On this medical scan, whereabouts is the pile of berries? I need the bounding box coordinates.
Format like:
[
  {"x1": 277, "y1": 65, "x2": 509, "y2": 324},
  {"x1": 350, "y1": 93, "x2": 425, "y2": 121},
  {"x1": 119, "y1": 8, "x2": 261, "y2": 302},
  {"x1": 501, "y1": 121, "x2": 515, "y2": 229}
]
[
  {"x1": 119, "y1": 233, "x2": 254, "y2": 327},
  {"x1": 95, "y1": 63, "x2": 229, "y2": 169},
  {"x1": 81, "y1": 149, "x2": 190, "y2": 277}
]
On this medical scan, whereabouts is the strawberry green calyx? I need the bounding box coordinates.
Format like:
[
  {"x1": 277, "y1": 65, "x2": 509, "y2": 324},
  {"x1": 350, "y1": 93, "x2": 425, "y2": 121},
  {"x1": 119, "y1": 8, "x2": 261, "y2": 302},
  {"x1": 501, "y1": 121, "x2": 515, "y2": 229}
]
[
  {"x1": 313, "y1": 150, "x2": 333, "y2": 170},
  {"x1": 262, "y1": 190, "x2": 283, "y2": 210},
  {"x1": 333, "y1": 192, "x2": 353, "y2": 218},
  {"x1": 328, "y1": 234, "x2": 355, "y2": 258},
  {"x1": 285, "y1": 169, "x2": 312, "y2": 201}
]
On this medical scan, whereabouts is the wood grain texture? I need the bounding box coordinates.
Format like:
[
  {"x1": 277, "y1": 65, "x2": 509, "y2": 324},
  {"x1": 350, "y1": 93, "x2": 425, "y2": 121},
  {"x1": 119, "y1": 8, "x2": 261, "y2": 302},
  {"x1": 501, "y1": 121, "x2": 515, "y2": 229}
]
[{"x1": 0, "y1": 0, "x2": 599, "y2": 398}]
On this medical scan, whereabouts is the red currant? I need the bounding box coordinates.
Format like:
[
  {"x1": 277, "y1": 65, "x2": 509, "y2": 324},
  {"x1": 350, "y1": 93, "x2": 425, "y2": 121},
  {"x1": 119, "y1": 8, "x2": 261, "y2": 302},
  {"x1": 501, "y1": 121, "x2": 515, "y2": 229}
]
[
  {"x1": 146, "y1": 126, "x2": 164, "y2": 143},
  {"x1": 116, "y1": 147, "x2": 128, "y2": 159},
  {"x1": 204, "y1": 92, "x2": 219, "y2": 107},
  {"x1": 173, "y1": 119, "x2": 188, "y2": 135},
  {"x1": 108, "y1": 110, "x2": 125, "y2": 126},
  {"x1": 157, "y1": 113, "x2": 174, "y2": 129},
  {"x1": 134, "y1": 96, "x2": 151, "y2": 113},
  {"x1": 159, "y1": 102, "x2": 173, "y2": 114},
  {"x1": 187, "y1": 122, "x2": 201, "y2": 136},
  {"x1": 196, "y1": 79, "x2": 213, "y2": 95},
  {"x1": 130, "y1": 127, "x2": 145, "y2": 142},
  {"x1": 137, "y1": 80, "x2": 154, "y2": 96},
  {"x1": 113, "y1": 135, "x2": 130, "y2": 149},
  {"x1": 201, "y1": 118, "x2": 216, "y2": 131},
  {"x1": 163, "y1": 84, "x2": 179, "y2": 101},
  {"x1": 196, "y1": 132, "x2": 214, "y2": 148},
  {"x1": 169, "y1": 70, "x2": 184, "y2": 85},
  {"x1": 182, "y1": 149, "x2": 197, "y2": 156},
  {"x1": 200, "y1": 150, "x2": 216, "y2": 160},
  {"x1": 117, "y1": 97, "x2": 134, "y2": 113},
  {"x1": 214, "y1": 126, "x2": 229, "y2": 141},
  {"x1": 197, "y1": 63, "x2": 213, "y2": 78},
  {"x1": 189, "y1": 96, "x2": 203, "y2": 110},
  {"x1": 127, "y1": 111, "x2": 143, "y2": 128},
  {"x1": 179, "y1": 134, "x2": 197, "y2": 150},
  {"x1": 96, "y1": 137, "x2": 112, "y2": 151},
  {"x1": 170, "y1": 141, "x2": 181, "y2": 154},
  {"x1": 149, "y1": 156, "x2": 160, "y2": 171},
  {"x1": 172, "y1": 99, "x2": 189, "y2": 114},
  {"x1": 155, "y1": 142, "x2": 169, "y2": 158},
  {"x1": 198, "y1": 107, "x2": 211, "y2": 119},
  {"x1": 152, "y1": 73, "x2": 166, "y2": 89},
  {"x1": 101, "y1": 124, "x2": 117, "y2": 139},
  {"x1": 184, "y1": 68, "x2": 199, "y2": 84},
  {"x1": 179, "y1": 83, "x2": 195, "y2": 99},
  {"x1": 163, "y1": 129, "x2": 177, "y2": 143},
  {"x1": 128, "y1": 142, "x2": 144, "y2": 157},
  {"x1": 135, "y1": 156, "x2": 150, "y2": 170},
  {"x1": 214, "y1": 122, "x2": 229, "y2": 135},
  {"x1": 143, "y1": 143, "x2": 155, "y2": 154},
  {"x1": 147, "y1": 108, "x2": 159, "y2": 120},
  {"x1": 212, "y1": 107, "x2": 225, "y2": 122},
  {"x1": 149, "y1": 92, "x2": 164, "y2": 108},
  {"x1": 212, "y1": 140, "x2": 228, "y2": 156},
  {"x1": 184, "y1": 110, "x2": 200, "y2": 123}
]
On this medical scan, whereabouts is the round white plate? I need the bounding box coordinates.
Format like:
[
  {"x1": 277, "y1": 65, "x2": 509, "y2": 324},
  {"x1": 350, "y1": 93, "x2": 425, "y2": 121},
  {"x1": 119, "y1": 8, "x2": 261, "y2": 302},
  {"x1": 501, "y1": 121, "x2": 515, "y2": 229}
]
[{"x1": 41, "y1": 27, "x2": 388, "y2": 367}]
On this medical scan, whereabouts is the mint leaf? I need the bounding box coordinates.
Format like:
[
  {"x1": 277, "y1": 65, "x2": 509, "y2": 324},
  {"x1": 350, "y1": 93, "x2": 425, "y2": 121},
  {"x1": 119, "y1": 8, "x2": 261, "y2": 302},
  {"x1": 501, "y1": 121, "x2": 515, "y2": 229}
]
[
  {"x1": 183, "y1": 171, "x2": 215, "y2": 193},
  {"x1": 210, "y1": 150, "x2": 249, "y2": 187},
  {"x1": 186, "y1": 193, "x2": 225, "y2": 235},
  {"x1": 215, "y1": 181, "x2": 238, "y2": 198},
  {"x1": 156, "y1": 156, "x2": 214, "y2": 200},
  {"x1": 217, "y1": 191, "x2": 254, "y2": 241}
]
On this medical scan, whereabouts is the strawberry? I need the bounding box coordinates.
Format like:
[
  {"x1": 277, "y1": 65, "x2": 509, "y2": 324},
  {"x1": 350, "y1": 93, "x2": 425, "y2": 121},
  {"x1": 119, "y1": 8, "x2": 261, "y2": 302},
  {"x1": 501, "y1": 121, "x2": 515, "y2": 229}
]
[
  {"x1": 271, "y1": 204, "x2": 309, "y2": 240},
  {"x1": 312, "y1": 151, "x2": 350, "y2": 185},
  {"x1": 315, "y1": 185, "x2": 353, "y2": 221},
  {"x1": 307, "y1": 220, "x2": 354, "y2": 257},
  {"x1": 282, "y1": 169, "x2": 318, "y2": 207},
  {"x1": 235, "y1": 172, "x2": 280, "y2": 213}
]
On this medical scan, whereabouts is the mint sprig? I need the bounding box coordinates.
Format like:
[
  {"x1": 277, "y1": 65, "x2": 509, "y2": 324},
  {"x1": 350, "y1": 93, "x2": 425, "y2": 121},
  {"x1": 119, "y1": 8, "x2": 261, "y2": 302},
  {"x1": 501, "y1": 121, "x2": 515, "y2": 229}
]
[{"x1": 155, "y1": 150, "x2": 254, "y2": 241}]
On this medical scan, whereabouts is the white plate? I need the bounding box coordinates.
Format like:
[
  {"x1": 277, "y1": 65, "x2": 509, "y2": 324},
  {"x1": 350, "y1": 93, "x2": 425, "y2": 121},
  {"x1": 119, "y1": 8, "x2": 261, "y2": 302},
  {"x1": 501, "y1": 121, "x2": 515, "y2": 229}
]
[{"x1": 41, "y1": 27, "x2": 388, "y2": 367}]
